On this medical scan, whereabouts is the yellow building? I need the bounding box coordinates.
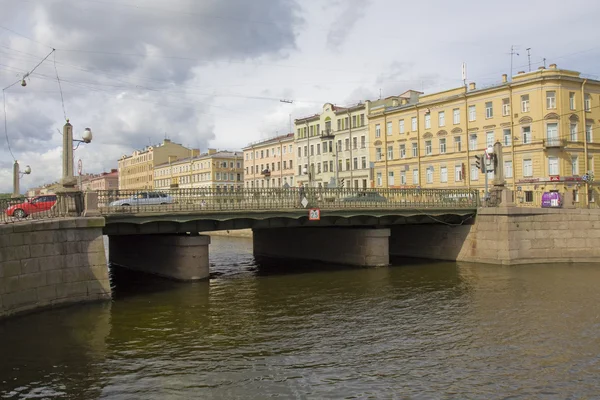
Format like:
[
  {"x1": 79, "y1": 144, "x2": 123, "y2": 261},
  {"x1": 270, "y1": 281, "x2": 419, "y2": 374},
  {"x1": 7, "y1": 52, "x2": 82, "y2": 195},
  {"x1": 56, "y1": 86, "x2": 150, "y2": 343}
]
[
  {"x1": 154, "y1": 149, "x2": 244, "y2": 191},
  {"x1": 117, "y1": 139, "x2": 198, "y2": 190},
  {"x1": 368, "y1": 64, "x2": 600, "y2": 206}
]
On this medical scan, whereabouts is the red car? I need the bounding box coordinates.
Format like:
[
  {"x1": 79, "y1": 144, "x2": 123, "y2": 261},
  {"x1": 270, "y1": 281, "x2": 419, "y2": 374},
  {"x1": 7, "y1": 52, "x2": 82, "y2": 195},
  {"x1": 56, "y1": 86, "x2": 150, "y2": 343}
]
[{"x1": 6, "y1": 195, "x2": 57, "y2": 218}]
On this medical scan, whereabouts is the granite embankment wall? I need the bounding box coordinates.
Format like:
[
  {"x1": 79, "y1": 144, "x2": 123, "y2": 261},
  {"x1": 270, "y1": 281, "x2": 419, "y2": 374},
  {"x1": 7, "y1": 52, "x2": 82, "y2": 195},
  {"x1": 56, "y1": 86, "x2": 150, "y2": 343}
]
[
  {"x1": 390, "y1": 207, "x2": 600, "y2": 265},
  {"x1": 0, "y1": 218, "x2": 111, "y2": 319}
]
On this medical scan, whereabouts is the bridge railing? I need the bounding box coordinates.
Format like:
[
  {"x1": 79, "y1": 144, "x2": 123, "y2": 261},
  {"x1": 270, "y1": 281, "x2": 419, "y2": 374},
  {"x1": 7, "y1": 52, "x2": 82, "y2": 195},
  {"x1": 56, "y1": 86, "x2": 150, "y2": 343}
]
[
  {"x1": 95, "y1": 188, "x2": 479, "y2": 214},
  {"x1": 0, "y1": 195, "x2": 58, "y2": 224}
]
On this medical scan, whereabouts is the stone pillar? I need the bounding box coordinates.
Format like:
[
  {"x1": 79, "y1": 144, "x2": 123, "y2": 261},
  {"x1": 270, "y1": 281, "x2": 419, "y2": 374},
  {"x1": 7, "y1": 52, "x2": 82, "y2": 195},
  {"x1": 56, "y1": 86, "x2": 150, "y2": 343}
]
[
  {"x1": 109, "y1": 234, "x2": 211, "y2": 281},
  {"x1": 61, "y1": 121, "x2": 77, "y2": 188},
  {"x1": 12, "y1": 160, "x2": 19, "y2": 198},
  {"x1": 253, "y1": 227, "x2": 390, "y2": 267},
  {"x1": 55, "y1": 121, "x2": 82, "y2": 217},
  {"x1": 83, "y1": 191, "x2": 101, "y2": 217}
]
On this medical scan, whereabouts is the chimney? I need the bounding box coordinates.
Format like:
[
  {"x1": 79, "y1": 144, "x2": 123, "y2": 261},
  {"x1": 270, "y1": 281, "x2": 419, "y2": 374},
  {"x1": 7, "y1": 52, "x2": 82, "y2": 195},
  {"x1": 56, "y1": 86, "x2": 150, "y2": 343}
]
[
  {"x1": 468, "y1": 82, "x2": 476, "y2": 91},
  {"x1": 538, "y1": 66, "x2": 545, "y2": 70},
  {"x1": 549, "y1": 63, "x2": 557, "y2": 69},
  {"x1": 517, "y1": 71, "x2": 525, "y2": 75},
  {"x1": 502, "y1": 74, "x2": 508, "y2": 83},
  {"x1": 208, "y1": 148, "x2": 217, "y2": 155}
]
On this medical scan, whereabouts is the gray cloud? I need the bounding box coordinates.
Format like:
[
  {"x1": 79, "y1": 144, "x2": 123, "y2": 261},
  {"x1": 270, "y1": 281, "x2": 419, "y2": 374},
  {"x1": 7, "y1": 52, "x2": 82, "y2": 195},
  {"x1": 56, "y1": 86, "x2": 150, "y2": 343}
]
[{"x1": 326, "y1": 0, "x2": 371, "y2": 50}]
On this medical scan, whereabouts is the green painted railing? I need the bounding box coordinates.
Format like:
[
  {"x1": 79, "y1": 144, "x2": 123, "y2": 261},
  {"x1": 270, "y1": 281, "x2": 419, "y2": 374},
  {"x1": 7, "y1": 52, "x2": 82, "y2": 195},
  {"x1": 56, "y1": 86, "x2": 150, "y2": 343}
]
[{"x1": 96, "y1": 188, "x2": 480, "y2": 215}]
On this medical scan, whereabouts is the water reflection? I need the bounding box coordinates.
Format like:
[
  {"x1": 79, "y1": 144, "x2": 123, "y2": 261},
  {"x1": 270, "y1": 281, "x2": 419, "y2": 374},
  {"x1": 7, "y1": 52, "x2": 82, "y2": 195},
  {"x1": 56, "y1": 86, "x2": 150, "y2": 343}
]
[{"x1": 1, "y1": 237, "x2": 600, "y2": 399}]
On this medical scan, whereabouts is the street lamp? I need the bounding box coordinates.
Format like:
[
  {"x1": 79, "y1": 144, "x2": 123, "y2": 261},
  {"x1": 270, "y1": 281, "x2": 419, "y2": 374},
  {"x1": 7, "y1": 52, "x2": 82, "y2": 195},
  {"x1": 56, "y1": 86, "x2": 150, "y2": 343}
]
[
  {"x1": 11, "y1": 160, "x2": 31, "y2": 198},
  {"x1": 61, "y1": 120, "x2": 93, "y2": 188}
]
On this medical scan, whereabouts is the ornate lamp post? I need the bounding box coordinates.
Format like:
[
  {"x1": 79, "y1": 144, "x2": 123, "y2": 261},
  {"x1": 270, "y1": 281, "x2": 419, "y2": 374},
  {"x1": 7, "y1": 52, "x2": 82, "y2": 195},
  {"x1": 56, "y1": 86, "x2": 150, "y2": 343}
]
[{"x1": 11, "y1": 161, "x2": 31, "y2": 198}]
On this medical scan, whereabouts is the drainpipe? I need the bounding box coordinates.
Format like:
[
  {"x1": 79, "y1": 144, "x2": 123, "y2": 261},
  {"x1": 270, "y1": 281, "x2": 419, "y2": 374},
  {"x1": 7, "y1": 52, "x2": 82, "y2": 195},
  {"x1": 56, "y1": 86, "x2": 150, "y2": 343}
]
[
  {"x1": 349, "y1": 109, "x2": 354, "y2": 188},
  {"x1": 384, "y1": 112, "x2": 389, "y2": 187},
  {"x1": 509, "y1": 82, "x2": 516, "y2": 193},
  {"x1": 416, "y1": 105, "x2": 421, "y2": 186},
  {"x1": 582, "y1": 79, "x2": 589, "y2": 206},
  {"x1": 306, "y1": 121, "x2": 311, "y2": 187},
  {"x1": 464, "y1": 89, "x2": 471, "y2": 189}
]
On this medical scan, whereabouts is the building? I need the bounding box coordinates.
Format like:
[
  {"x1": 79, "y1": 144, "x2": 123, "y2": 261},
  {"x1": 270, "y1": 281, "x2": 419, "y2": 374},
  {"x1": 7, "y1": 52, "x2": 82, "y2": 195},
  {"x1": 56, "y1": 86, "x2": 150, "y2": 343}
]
[
  {"x1": 117, "y1": 139, "x2": 198, "y2": 191},
  {"x1": 154, "y1": 149, "x2": 244, "y2": 191},
  {"x1": 368, "y1": 64, "x2": 600, "y2": 206},
  {"x1": 242, "y1": 133, "x2": 295, "y2": 188},
  {"x1": 294, "y1": 99, "x2": 398, "y2": 189},
  {"x1": 85, "y1": 169, "x2": 119, "y2": 191}
]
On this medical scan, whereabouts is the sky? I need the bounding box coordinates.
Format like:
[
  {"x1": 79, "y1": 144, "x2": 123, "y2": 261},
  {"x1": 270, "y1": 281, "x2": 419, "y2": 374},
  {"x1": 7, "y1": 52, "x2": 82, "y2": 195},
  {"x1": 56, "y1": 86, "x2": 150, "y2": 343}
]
[{"x1": 1, "y1": 0, "x2": 600, "y2": 193}]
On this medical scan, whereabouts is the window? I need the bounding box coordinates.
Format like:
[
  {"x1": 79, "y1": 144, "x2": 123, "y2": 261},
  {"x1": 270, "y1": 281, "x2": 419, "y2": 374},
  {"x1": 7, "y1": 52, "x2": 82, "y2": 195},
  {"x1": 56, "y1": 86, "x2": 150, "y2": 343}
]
[
  {"x1": 338, "y1": 159, "x2": 342, "y2": 172},
  {"x1": 523, "y1": 159, "x2": 533, "y2": 177},
  {"x1": 440, "y1": 166, "x2": 448, "y2": 183},
  {"x1": 344, "y1": 138, "x2": 349, "y2": 151},
  {"x1": 426, "y1": 166, "x2": 434, "y2": 184},
  {"x1": 352, "y1": 115, "x2": 357, "y2": 127},
  {"x1": 412, "y1": 169, "x2": 419, "y2": 184},
  {"x1": 412, "y1": 142, "x2": 418, "y2": 157},
  {"x1": 329, "y1": 160, "x2": 334, "y2": 171},
  {"x1": 546, "y1": 123, "x2": 559, "y2": 146},
  {"x1": 317, "y1": 163, "x2": 321, "y2": 173},
  {"x1": 346, "y1": 159, "x2": 350, "y2": 171},
  {"x1": 521, "y1": 95, "x2": 530, "y2": 112},
  {"x1": 375, "y1": 124, "x2": 381, "y2": 138},
  {"x1": 361, "y1": 156, "x2": 366, "y2": 169},
  {"x1": 360, "y1": 114, "x2": 365, "y2": 126},
  {"x1": 569, "y1": 92, "x2": 576, "y2": 110},
  {"x1": 503, "y1": 129, "x2": 512, "y2": 146},
  {"x1": 425, "y1": 140, "x2": 432, "y2": 155},
  {"x1": 376, "y1": 172, "x2": 382, "y2": 186},
  {"x1": 589, "y1": 156, "x2": 594, "y2": 172},
  {"x1": 310, "y1": 145, "x2": 314, "y2": 156},
  {"x1": 504, "y1": 160, "x2": 513, "y2": 178},
  {"x1": 471, "y1": 164, "x2": 479, "y2": 181},
  {"x1": 425, "y1": 114, "x2": 431, "y2": 129},
  {"x1": 570, "y1": 123, "x2": 578, "y2": 141},
  {"x1": 324, "y1": 162, "x2": 328, "y2": 172},
  {"x1": 387, "y1": 121, "x2": 392, "y2": 135},
  {"x1": 453, "y1": 108, "x2": 460, "y2": 124},
  {"x1": 572, "y1": 155, "x2": 579, "y2": 175},
  {"x1": 317, "y1": 143, "x2": 321, "y2": 155},
  {"x1": 376, "y1": 148, "x2": 382, "y2": 161},
  {"x1": 573, "y1": 189, "x2": 579, "y2": 203},
  {"x1": 522, "y1": 126, "x2": 531, "y2": 144},
  {"x1": 485, "y1": 131, "x2": 495, "y2": 147},
  {"x1": 586, "y1": 124, "x2": 593, "y2": 143},
  {"x1": 502, "y1": 98, "x2": 510, "y2": 116},
  {"x1": 298, "y1": 147, "x2": 302, "y2": 157},
  {"x1": 585, "y1": 94, "x2": 591, "y2": 111},
  {"x1": 401, "y1": 170, "x2": 406, "y2": 185},
  {"x1": 303, "y1": 146, "x2": 308, "y2": 156},
  {"x1": 411, "y1": 117, "x2": 417, "y2": 131},
  {"x1": 387, "y1": 145, "x2": 393, "y2": 160},
  {"x1": 400, "y1": 144, "x2": 406, "y2": 158},
  {"x1": 439, "y1": 138, "x2": 446, "y2": 154},
  {"x1": 485, "y1": 102, "x2": 493, "y2": 118},
  {"x1": 399, "y1": 120, "x2": 405, "y2": 133},
  {"x1": 546, "y1": 91, "x2": 556, "y2": 109},
  {"x1": 353, "y1": 137, "x2": 357, "y2": 149},
  {"x1": 589, "y1": 189, "x2": 595, "y2": 203},
  {"x1": 337, "y1": 140, "x2": 342, "y2": 152},
  {"x1": 388, "y1": 171, "x2": 395, "y2": 186},
  {"x1": 353, "y1": 157, "x2": 358, "y2": 170},
  {"x1": 455, "y1": 165, "x2": 463, "y2": 181},
  {"x1": 361, "y1": 136, "x2": 366, "y2": 148},
  {"x1": 468, "y1": 105, "x2": 476, "y2": 121},
  {"x1": 469, "y1": 134, "x2": 477, "y2": 150},
  {"x1": 439, "y1": 111, "x2": 445, "y2": 127},
  {"x1": 337, "y1": 119, "x2": 342, "y2": 131},
  {"x1": 454, "y1": 136, "x2": 462, "y2": 152},
  {"x1": 525, "y1": 191, "x2": 534, "y2": 203}
]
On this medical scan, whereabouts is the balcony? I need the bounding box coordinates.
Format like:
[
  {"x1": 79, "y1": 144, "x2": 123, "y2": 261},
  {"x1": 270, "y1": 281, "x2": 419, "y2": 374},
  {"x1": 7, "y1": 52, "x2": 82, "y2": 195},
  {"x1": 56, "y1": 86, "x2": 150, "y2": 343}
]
[
  {"x1": 321, "y1": 129, "x2": 334, "y2": 139},
  {"x1": 261, "y1": 169, "x2": 271, "y2": 177},
  {"x1": 543, "y1": 138, "x2": 566, "y2": 149}
]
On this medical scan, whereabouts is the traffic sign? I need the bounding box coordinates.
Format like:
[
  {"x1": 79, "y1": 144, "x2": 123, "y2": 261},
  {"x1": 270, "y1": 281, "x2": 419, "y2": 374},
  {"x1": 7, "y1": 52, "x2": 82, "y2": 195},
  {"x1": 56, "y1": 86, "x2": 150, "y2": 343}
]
[{"x1": 308, "y1": 208, "x2": 321, "y2": 221}]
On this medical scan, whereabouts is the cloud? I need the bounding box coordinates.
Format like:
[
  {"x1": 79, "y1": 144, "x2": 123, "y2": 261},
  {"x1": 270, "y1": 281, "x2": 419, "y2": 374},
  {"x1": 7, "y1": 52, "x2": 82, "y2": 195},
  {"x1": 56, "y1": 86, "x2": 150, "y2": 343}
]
[{"x1": 326, "y1": 0, "x2": 371, "y2": 50}]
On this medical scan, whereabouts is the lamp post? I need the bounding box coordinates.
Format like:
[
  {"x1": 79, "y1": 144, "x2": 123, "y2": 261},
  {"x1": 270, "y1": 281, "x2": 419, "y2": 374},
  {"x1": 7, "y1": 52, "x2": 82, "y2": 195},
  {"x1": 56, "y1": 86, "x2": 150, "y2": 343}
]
[
  {"x1": 11, "y1": 160, "x2": 31, "y2": 198},
  {"x1": 56, "y1": 120, "x2": 93, "y2": 216}
]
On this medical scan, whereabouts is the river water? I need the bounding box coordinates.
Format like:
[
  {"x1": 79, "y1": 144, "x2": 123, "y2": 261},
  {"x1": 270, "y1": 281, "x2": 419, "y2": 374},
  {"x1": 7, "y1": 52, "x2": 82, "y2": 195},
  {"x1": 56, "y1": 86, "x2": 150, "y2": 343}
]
[{"x1": 1, "y1": 236, "x2": 600, "y2": 399}]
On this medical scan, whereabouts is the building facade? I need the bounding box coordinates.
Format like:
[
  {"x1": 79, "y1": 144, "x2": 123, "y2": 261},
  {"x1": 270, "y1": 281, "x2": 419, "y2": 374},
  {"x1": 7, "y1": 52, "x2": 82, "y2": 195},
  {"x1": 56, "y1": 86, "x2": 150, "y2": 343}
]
[
  {"x1": 86, "y1": 169, "x2": 119, "y2": 191},
  {"x1": 154, "y1": 149, "x2": 243, "y2": 191},
  {"x1": 294, "y1": 99, "x2": 397, "y2": 189},
  {"x1": 117, "y1": 139, "x2": 198, "y2": 191},
  {"x1": 368, "y1": 65, "x2": 600, "y2": 206},
  {"x1": 242, "y1": 133, "x2": 295, "y2": 188}
]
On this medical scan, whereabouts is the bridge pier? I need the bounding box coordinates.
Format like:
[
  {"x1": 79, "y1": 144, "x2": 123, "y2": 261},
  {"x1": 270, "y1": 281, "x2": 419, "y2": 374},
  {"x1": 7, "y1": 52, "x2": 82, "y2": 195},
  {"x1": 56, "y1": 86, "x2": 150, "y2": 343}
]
[
  {"x1": 253, "y1": 227, "x2": 390, "y2": 267},
  {"x1": 109, "y1": 234, "x2": 211, "y2": 281}
]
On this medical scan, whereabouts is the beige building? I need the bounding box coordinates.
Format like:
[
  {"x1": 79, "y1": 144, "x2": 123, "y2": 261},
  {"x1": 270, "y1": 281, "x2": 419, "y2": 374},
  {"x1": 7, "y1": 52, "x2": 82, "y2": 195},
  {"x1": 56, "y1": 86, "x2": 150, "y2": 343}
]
[
  {"x1": 294, "y1": 98, "x2": 399, "y2": 189},
  {"x1": 85, "y1": 169, "x2": 119, "y2": 191},
  {"x1": 154, "y1": 149, "x2": 243, "y2": 191},
  {"x1": 242, "y1": 133, "x2": 295, "y2": 188},
  {"x1": 118, "y1": 139, "x2": 198, "y2": 190},
  {"x1": 368, "y1": 64, "x2": 600, "y2": 206}
]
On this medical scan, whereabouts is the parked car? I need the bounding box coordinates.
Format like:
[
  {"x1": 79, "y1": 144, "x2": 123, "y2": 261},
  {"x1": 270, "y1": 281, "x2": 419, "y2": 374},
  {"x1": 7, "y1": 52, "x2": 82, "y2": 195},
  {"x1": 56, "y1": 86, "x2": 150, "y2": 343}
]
[
  {"x1": 342, "y1": 192, "x2": 387, "y2": 202},
  {"x1": 5, "y1": 195, "x2": 57, "y2": 218},
  {"x1": 109, "y1": 192, "x2": 174, "y2": 207}
]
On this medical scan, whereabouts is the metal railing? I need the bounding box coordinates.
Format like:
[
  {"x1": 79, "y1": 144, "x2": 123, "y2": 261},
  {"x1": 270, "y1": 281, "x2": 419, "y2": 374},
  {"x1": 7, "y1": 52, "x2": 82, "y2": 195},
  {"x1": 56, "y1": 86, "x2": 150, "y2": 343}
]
[
  {"x1": 0, "y1": 195, "x2": 59, "y2": 224},
  {"x1": 543, "y1": 138, "x2": 566, "y2": 148},
  {"x1": 95, "y1": 188, "x2": 480, "y2": 215}
]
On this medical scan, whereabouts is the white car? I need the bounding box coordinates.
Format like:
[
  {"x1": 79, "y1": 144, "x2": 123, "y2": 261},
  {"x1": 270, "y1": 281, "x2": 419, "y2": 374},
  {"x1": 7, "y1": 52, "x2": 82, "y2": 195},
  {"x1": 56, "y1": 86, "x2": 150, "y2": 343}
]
[{"x1": 109, "y1": 192, "x2": 173, "y2": 207}]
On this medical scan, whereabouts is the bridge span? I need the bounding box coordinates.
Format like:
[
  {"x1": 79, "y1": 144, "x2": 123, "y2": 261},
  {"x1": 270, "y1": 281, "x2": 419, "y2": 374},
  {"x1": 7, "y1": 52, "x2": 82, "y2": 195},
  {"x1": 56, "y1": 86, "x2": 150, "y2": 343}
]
[{"x1": 96, "y1": 188, "x2": 478, "y2": 280}]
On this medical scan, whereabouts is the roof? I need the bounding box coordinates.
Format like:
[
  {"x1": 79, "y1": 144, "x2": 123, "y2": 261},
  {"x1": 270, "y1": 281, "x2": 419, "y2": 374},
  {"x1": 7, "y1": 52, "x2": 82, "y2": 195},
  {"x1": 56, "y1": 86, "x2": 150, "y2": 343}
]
[
  {"x1": 154, "y1": 150, "x2": 242, "y2": 168},
  {"x1": 242, "y1": 133, "x2": 294, "y2": 149}
]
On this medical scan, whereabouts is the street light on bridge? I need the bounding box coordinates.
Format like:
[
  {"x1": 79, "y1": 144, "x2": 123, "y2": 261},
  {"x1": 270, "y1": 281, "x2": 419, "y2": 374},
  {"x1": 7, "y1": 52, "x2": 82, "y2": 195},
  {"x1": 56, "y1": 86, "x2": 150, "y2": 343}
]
[{"x1": 11, "y1": 160, "x2": 31, "y2": 198}]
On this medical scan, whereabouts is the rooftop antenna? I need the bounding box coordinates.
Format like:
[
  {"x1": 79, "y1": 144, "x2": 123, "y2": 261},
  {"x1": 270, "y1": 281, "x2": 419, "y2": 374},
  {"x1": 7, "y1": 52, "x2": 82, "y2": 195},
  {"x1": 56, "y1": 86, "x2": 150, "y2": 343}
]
[
  {"x1": 379, "y1": 88, "x2": 382, "y2": 100},
  {"x1": 461, "y1": 62, "x2": 467, "y2": 87},
  {"x1": 526, "y1": 48, "x2": 532, "y2": 72},
  {"x1": 510, "y1": 45, "x2": 520, "y2": 81},
  {"x1": 543, "y1": 58, "x2": 547, "y2": 68}
]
